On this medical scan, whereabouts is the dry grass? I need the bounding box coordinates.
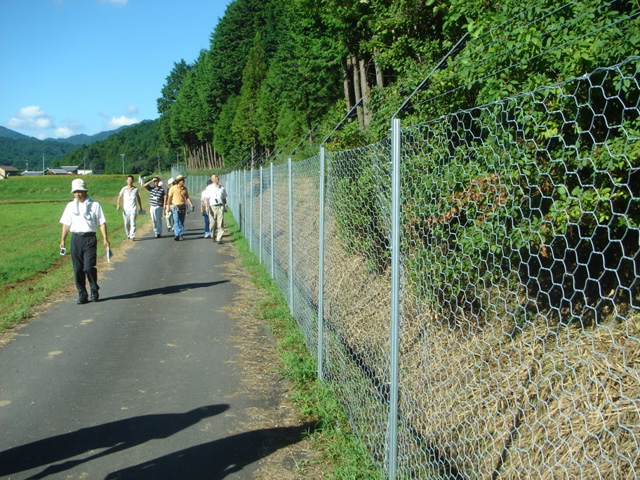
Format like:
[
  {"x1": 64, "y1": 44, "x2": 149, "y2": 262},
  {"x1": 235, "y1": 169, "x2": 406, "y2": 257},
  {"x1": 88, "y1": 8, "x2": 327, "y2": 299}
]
[
  {"x1": 248, "y1": 170, "x2": 640, "y2": 478},
  {"x1": 218, "y1": 246, "x2": 325, "y2": 479},
  {"x1": 318, "y1": 234, "x2": 640, "y2": 479}
]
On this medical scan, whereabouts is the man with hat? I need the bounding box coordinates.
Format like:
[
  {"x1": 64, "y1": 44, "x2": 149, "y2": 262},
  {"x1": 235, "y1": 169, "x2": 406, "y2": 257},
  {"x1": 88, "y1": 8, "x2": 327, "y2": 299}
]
[
  {"x1": 142, "y1": 175, "x2": 166, "y2": 238},
  {"x1": 165, "y1": 174, "x2": 194, "y2": 241},
  {"x1": 60, "y1": 178, "x2": 111, "y2": 304}
]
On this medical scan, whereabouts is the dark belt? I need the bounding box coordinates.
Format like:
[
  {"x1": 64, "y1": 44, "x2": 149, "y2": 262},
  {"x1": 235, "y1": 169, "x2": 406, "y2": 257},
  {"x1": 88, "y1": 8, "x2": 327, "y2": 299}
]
[{"x1": 72, "y1": 232, "x2": 96, "y2": 237}]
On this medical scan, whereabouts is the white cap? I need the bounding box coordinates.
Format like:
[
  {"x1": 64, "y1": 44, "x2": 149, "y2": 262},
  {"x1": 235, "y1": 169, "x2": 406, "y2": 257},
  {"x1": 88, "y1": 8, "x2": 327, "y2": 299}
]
[
  {"x1": 71, "y1": 178, "x2": 88, "y2": 192},
  {"x1": 168, "y1": 177, "x2": 174, "y2": 185}
]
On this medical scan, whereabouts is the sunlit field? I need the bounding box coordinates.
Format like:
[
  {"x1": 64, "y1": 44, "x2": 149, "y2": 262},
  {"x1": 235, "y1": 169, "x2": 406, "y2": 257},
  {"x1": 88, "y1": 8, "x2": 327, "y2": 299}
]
[{"x1": 0, "y1": 175, "x2": 149, "y2": 329}]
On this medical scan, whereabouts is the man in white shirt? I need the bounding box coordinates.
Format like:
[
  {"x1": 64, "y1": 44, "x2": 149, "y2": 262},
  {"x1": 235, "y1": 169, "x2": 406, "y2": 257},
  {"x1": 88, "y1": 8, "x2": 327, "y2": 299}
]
[
  {"x1": 200, "y1": 179, "x2": 213, "y2": 238},
  {"x1": 204, "y1": 174, "x2": 227, "y2": 244},
  {"x1": 60, "y1": 179, "x2": 110, "y2": 304},
  {"x1": 116, "y1": 175, "x2": 142, "y2": 240}
]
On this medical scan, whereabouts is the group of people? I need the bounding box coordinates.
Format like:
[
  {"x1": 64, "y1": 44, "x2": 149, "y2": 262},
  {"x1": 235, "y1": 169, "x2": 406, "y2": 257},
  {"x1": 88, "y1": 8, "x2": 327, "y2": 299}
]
[{"x1": 59, "y1": 174, "x2": 227, "y2": 304}]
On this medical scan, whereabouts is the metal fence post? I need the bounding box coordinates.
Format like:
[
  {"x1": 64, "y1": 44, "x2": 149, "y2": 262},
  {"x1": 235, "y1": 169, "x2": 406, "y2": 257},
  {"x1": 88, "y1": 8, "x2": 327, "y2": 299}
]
[
  {"x1": 249, "y1": 167, "x2": 254, "y2": 252},
  {"x1": 259, "y1": 166, "x2": 263, "y2": 264},
  {"x1": 317, "y1": 147, "x2": 326, "y2": 381},
  {"x1": 388, "y1": 117, "x2": 401, "y2": 480},
  {"x1": 243, "y1": 169, "x2": 247, "y2": 234},
  {"x1": 270, "y1": 162, "x2": 275, "y2": 279},
  {"x1": 288, "y1": 158, "x2": 294, "y2": 315}
]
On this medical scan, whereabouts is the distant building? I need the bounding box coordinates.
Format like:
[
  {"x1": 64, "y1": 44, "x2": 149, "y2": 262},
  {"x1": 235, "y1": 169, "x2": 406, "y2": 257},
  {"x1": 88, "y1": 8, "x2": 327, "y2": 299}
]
[
  {"x1": 22, "y1": 170, "x2": 44, "y2": 176},
  {"x1": 60, "y1": 165, "x2": 79, "y2": 174},
  {"x1": 0, "y1": 165, "x2": 21, "y2": 179},
  {"x1": 45, "y1": 168, "x2": 70, "y2": 175},
  {"x1": 77, "y1": 169, "x2": 94, "y2": 175}
]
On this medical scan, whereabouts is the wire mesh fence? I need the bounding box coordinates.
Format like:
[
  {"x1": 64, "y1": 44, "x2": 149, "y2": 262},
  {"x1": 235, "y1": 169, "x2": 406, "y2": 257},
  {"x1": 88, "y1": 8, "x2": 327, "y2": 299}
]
[
  {"x1": 221, "y1": 53, "x2": 639, "y2": 479},
  {"x1": 393, "y1": 57, "x2": 639, "y2": 479}
]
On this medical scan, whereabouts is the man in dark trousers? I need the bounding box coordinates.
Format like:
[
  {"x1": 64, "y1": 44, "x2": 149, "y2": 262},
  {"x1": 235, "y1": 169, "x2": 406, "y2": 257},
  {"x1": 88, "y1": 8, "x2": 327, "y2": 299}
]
[{"x1": 59, "y1": 179, "x2": 111, "y2": 304}]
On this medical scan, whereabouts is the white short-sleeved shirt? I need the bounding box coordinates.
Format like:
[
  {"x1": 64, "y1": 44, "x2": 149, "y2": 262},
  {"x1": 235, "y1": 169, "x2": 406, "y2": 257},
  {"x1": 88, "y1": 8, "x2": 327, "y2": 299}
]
[
  {"x1": 119, "y1": 186, "x2": 139, "y2": 212},
  {"x1": 205, "y1": 184, "x2": 226, "y2": 205},
  {"x1": 60, "y1": 198, "x2": 107, "y2": 233}
]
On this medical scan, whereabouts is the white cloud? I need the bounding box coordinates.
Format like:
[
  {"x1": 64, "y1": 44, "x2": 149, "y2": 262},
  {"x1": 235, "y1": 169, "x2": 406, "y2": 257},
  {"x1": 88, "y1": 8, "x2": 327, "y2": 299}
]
[
  {"x1": 125, "y1": 105, "x2": 139, "y2": 115},
  {"x1": 106, "y1": 115, "x2": 139, "y2": 130},
  {"x1": 54, "y1": 126, "x2": 75, "y2": 138},
  {"x1": 7, "y1": 105, "x2": 54, "y2": 130},
  {"x1": 4, "y1": 105, "x2": 86, "y2": 138}
]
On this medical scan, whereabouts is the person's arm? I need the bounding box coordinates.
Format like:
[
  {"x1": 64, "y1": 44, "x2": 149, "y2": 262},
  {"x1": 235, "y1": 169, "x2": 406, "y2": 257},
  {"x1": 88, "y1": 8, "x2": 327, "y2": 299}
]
[
  {"x1": 99, "y1": 223, "x2": 110, "y2": 248},
  {"x1": 201, "y1": 191, "x2": 209, "y2": 213},
  {"x1": 166, "y1": 189, "x2": 173, "y2": 210},
  {"x1": 116, "y1": 193, "x2": 122, "y2": 211},
  {"x1": 136, "y1": 192, "x2": 143, "y2": 210},
  {"x1": 60, "y1": 224, "x2": 70, "y2": 250}
]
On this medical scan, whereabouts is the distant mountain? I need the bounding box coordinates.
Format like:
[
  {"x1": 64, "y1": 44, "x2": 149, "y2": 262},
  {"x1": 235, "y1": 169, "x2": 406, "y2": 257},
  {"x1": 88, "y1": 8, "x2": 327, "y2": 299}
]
[
  {"x1": 0, "y1": 126, "x2": 35, "y2": 141},
  {"x1": 43, "y1": 126, "x2": 128, "y2": 146},
  {"x1": 0, "y1": 125, "x2": 140, "y2": 170}
]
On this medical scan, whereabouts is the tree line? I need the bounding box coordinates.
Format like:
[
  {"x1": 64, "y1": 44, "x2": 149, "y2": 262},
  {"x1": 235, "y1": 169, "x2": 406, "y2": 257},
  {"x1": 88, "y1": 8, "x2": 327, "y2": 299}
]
[{"x1": 156, "y1": 0, "x2": 639, "y2": 170}]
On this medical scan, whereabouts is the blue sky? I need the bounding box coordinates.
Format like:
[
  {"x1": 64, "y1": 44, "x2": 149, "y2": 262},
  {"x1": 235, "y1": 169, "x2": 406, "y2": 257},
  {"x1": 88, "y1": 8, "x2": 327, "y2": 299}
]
[{"x1": 0, "y1": 0, "x2": 233, "y2": 140}]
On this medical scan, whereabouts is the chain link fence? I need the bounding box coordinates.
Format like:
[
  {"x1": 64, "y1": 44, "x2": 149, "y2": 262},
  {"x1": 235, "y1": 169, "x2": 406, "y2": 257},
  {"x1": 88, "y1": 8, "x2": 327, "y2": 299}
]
[{"x1": 221, "y1": 54, "x2": 639, "y2": 479}]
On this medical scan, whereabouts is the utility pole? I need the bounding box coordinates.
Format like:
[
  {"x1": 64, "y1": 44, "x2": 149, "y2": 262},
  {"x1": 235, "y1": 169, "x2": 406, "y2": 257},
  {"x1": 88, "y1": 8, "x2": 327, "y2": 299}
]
[{"x1": 121, "y1": 153, "x2": 125, "y2": 175}]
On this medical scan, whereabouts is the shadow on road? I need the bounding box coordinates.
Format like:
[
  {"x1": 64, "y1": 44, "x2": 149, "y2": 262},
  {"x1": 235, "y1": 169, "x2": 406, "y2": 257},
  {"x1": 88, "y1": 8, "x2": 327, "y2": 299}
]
[
  {"x1": 102, "y1": 280, "x2": 229, "y2": 301},
  {"x1": 0, "y1": 404, "x2": 229, "y2": 478},
  {"x1": 105, "y1": 422, "x2": 318, "y2": 480}
]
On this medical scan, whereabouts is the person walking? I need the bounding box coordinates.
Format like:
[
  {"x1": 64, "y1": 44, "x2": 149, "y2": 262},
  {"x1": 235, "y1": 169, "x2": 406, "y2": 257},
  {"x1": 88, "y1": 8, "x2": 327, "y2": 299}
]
[
  {"x1": 204, "y1": 174, "x2": 227, "y2": 244},
  {"x1": 59, "y1": 178, "x2": 110, "y2": 304},
  {"x1": 166, "y1": 174, "x2": 194, "y2": 241},
  {"x1": 116, "y1": 175, "x2": 143, "y2": 241},
  {"x1": 200, "y1": 179, "x2": 213, "y2": 238},
  {"x1": 142, "y1": 176, "x2": 166, "y2": 238}
]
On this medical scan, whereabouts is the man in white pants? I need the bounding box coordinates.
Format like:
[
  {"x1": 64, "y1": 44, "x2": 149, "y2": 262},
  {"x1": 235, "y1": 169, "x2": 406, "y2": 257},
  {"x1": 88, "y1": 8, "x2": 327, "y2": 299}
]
[
  {"x1": 116, "y1": 175, "x2": 142, "y2": 240},
  {"x1": 204, "y1": 174, "x2": 227, "y2": 244}
]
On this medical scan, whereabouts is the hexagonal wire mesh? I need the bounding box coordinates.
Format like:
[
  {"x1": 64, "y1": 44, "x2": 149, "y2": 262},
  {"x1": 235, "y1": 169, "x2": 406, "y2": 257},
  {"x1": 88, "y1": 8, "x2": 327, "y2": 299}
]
[{"x1": 221, "y1": 56, "x2": 639, "y2": 478}]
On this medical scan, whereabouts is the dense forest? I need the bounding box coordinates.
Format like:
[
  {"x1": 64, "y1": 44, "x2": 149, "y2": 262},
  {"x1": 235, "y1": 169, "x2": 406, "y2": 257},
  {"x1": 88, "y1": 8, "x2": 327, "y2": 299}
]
[
  {"x1": 0, "y1": 126, "x2": 128, "y2": 172},
  {"x1": 57, "y1": 121, "x2": 174, "y2": 174},
  {"x1": 154, "y1": 0, "x2": 639, "y2": 170},
  {"x1": 0, "y1": 136, "x2": 79, "y2": 170}
]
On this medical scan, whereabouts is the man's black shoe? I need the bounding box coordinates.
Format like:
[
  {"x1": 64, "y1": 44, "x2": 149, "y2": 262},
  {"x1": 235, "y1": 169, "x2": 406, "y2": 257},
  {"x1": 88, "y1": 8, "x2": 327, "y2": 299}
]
[
  {"x1": 91, "y1": 291, "x2": 99, "y2": 302},
  {"x1": 77, "y1": 297, "x2": 89, "y2": 305}
]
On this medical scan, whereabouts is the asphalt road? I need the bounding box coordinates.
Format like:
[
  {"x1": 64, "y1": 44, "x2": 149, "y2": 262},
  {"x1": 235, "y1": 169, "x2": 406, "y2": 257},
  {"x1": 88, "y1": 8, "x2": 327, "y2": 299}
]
[{"x1": 0, "y1": 205, "x2": 311, "y2": 479}]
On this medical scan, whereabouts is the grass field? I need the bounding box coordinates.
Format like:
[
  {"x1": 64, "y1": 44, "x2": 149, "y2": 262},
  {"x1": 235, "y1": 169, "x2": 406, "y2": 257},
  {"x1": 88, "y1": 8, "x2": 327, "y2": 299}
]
[{"x1": 0, "y1": 175, "x2": 150, "y2": 330}]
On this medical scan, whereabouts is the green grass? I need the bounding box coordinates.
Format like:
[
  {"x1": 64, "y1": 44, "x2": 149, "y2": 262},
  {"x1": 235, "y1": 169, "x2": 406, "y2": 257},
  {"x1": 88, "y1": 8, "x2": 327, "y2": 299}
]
[
  {"x1": 0, "y1": 175, "x2": 150, "y2": 329},
  {"x1": 225, "y1": 213, "x2": 383, "y2": 480}
]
